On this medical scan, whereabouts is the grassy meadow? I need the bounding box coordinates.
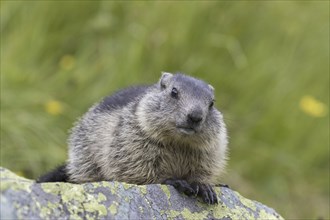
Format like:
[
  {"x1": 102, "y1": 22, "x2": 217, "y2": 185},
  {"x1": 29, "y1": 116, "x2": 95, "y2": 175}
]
[{"x1": 1, "y1": 1, "x2": 329, "y2": 219}]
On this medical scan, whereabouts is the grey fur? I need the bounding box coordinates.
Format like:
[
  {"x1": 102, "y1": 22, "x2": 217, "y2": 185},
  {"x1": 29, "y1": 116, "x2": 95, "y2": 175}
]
[{"x1": 67, "y1": 72, "x2": 228, "y2": 186}]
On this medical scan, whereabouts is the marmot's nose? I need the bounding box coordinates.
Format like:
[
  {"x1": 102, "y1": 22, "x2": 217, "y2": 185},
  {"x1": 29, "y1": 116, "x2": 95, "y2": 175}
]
[{"x1": 187, "y1": 110, "x2": 203, "y2": 124}]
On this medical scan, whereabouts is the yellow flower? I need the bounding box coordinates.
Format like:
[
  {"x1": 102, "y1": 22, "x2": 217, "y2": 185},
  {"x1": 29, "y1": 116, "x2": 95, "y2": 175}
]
[
  {"x1": 59, "y1": 55, "x2": 75, "y2": 71},
  {"x1": 299, "y1": 95, "x2": 327, "y2": 117},
  {"x1": 45, "y1": 100, "x2": 64, "y2": 116}
]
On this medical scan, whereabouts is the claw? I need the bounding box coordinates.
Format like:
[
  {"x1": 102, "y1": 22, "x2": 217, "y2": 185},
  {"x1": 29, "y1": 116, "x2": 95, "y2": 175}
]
[
  {"x1": 193, "y1": 182, "x2": 218, "y2": 205},
  {"x1": 190, "y1": 182, "x2": 199, "y2": 196}
]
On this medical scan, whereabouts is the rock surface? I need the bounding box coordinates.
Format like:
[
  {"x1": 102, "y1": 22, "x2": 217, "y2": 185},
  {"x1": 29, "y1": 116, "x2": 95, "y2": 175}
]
[{"x1": 0, "y1": 167, "x2": 284, "y2": 220}]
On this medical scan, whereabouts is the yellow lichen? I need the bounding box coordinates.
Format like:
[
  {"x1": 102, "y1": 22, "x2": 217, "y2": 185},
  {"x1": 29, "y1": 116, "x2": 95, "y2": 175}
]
[
  {"x1": 84, "y1": 202, "x2": 107, "y2": 216},
  {"x1": 97, "y1": 193, "x2": 107, "y2": 202},
  {"x1": 235, "y1": 191, "x2": 257, "y2": 212},
  {"x1": 60, "y1": 184, "x2": 86, "y2": 203},
  {"x1": 159, "y1": 184, "x2": 172, "y2": 206},
  {"x1": 122, "y1": 182, "x2": 134, "y2": 190},
  {"x1": 40, "y1": 183, "x2": 61, "y2": 195},
  {"x1": 181, "y1": 207, "x2": 209, "y2": 219},
  {"x1": 139, "y1": 185, "x2": 147, "y2": 195},
  {"x1": 109, "y1": 201, "x2": 119, "y2": 215},
  {"x1": 167, "y1": 210, "x2": 182, "y2": 219}
]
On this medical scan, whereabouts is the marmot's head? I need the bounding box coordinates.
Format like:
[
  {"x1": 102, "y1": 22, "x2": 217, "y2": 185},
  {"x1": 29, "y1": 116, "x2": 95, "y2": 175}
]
[{"x1": 137, "y1": 72, "x2": 226, "y2": 146}]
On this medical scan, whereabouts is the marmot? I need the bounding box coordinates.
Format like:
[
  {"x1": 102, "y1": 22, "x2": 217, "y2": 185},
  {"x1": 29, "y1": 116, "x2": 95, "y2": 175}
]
[{"x1": 38, "y1": 72, "x2": 228, "y2": 204}]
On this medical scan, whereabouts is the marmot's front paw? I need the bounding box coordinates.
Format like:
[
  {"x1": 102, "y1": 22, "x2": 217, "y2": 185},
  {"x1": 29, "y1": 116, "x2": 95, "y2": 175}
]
[
  {"x1": 163, "y1": 179, "x2": 196, "y2": 196},
  {"x1": 163, "y1": 179, "x2": 218, "y2": 204}
]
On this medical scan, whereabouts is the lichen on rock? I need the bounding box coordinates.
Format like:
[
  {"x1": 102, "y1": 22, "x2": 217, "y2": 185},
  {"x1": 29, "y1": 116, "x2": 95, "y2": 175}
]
[{"x1": 0, "y1": 167, "x2": 284, "y2": 220}]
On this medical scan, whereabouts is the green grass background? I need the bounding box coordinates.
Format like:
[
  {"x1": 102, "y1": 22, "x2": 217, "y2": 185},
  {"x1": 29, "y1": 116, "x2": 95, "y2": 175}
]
[{"x1": 1, "y1": 1, "x2": 329, "y2": 219}]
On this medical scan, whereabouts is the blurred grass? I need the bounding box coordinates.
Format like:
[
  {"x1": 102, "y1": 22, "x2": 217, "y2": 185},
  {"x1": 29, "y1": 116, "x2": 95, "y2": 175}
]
[{"x1": 1, "y1": 1, "x2": 329, "y2": 219}]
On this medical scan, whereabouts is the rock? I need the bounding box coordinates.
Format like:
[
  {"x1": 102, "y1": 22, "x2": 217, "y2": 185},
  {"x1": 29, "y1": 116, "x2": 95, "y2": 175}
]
[{"x1": 0, "y1": 167, "x2": 284, "y2": 220}]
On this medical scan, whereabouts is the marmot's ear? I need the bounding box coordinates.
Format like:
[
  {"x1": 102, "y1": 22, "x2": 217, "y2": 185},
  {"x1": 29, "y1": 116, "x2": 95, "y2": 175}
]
[
  {"x1": 208, "y1": 84, "x2": 214, "y2": 92},
  {"x1": 159, "y1": 72, "x2": 173, "y2": 89}
]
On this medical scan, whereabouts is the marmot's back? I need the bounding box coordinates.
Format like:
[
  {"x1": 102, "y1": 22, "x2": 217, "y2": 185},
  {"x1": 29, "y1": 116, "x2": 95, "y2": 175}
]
[{"x1": 95, "y1": 86, "x2": 150, "y2": 113}]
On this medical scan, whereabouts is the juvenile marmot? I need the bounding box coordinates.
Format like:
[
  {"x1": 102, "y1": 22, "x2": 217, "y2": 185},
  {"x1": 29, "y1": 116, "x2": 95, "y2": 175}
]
[{"x1": 38, "y1": 72, "x2": 228, "y2": 204}]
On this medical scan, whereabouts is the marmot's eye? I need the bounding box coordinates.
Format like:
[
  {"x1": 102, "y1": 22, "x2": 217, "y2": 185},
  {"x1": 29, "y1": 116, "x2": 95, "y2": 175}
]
[
  {"x1": 209, "y1": 100, "x2": 215, "y2": 108},
  {"x1": 171, "y1": 87, "x2": 178, "y2": 99}
]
